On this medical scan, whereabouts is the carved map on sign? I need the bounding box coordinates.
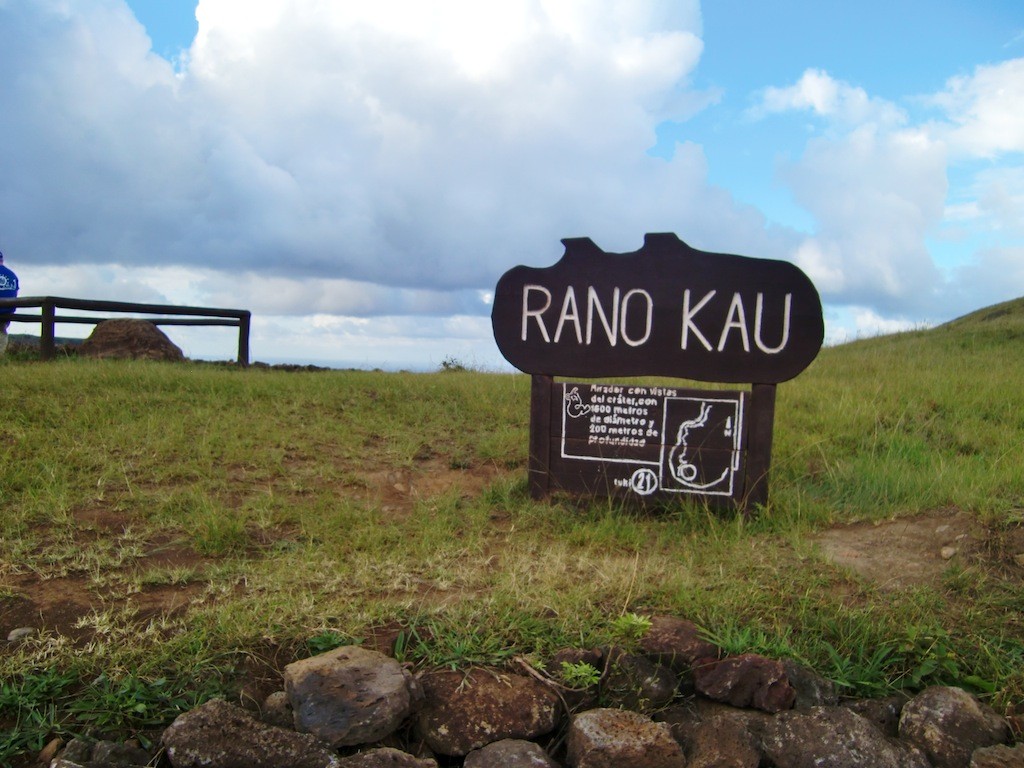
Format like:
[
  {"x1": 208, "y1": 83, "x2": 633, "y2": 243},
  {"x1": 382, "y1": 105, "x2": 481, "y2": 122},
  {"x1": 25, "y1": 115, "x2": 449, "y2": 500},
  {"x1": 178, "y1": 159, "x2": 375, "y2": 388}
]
[
  {"x1": 553, "y1": 382, "x2": 746, "y2": 498},
  {"x1": 492, "y1": 232, "x2": 824, "y2": 383}
]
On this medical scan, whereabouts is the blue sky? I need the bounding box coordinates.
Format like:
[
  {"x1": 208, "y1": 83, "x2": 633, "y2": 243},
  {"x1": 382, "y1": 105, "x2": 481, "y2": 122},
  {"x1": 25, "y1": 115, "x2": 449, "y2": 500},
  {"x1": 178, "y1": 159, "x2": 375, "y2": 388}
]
[{"x1": 2, "y1": 1, "x2": 1022, "y2": 368}]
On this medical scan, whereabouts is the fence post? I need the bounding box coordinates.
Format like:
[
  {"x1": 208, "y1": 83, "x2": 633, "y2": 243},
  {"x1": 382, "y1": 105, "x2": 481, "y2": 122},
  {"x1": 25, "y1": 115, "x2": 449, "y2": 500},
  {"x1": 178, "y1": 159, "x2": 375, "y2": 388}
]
[
  {"x1": 41, "y1": 299, "x2": 56, "y2": 360},
  {"x1": 237, "y1": 311, "x2": 251, "y2": 367}
]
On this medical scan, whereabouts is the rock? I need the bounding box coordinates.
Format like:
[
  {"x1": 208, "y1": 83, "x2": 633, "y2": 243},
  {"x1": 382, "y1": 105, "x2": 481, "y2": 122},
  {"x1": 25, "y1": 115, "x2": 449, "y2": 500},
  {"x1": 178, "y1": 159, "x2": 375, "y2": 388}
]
[
  {"x1": 782, "y1": 660, "x2": 838, "y2": 709},
  {"x1": 463, "y1": 739, "x2": 560, "y2": 767},
  {"x1": 161, "y1": 698, "x2": 341, "y2": 768},
  {"x1": 654, "y1": 699, "x2": 768, "y2": 766},
  {"x1": 763, "y1": 706, "x2": 930, "y2": 768},
  {"x1": 38, "y1": 737, "x2": 63, "y2": 764},
  {"x1": 337, "y1": 747, "x2": 438, "y2": 767},
  {"x1": 79, "y1": 319, "x2": 185, "y2": 362},
  {"x1": 601, "y1": 649, "x2": 678, "y2": 712},
  {"x1": 842, "y1": 694, "x2": 909, "y2": 738},
  {"x1": 61, "y1": 738, "x2": 95, "y2": 763},
  {"x1": 566, "y1": 708, "x2": 686, "y2": 768},
  {"x1": 899, "y1": 686, "x2": 1011, "y2": 768},
  {"x1": 91, "y1": 740, "x2": 152, "y2": 765},
  {"x1": 693, "y1": 654, "x2": 796, "y2": 713},
  {"x1": 415, "y1": 668, "x2": 561, "y2": 757},
  {"x1": 638, "y1": 616, "x2": 721, "y2": 672},
  {"x1": 7, "y1": 626, "x2": 35, "y2": 642},
  {"x1": 942, "y1": 546, "x2": 959, "y2": 560},
  {"x1": 551, "y1": 648, "x2": 605, "y2": 670},
  {"x1": 970, "y1": 743, "x2": 1024, "y2": 767},
  {"x1": 686, "y1": 713, "x2": 762, "y2": 768},
  {"x1": 284, "y1": 645, "x2": 420, "y2": 748},
  {"x1": 262, "y1": 690, "x2": 293, "y2": 728}
]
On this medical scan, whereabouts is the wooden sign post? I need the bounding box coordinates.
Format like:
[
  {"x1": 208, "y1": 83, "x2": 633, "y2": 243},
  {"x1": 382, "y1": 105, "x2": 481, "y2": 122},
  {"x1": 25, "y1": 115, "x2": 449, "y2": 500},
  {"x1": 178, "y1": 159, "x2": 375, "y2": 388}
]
[{"x1": 492, "y1": 233, "x2": 823, "y2": 513}]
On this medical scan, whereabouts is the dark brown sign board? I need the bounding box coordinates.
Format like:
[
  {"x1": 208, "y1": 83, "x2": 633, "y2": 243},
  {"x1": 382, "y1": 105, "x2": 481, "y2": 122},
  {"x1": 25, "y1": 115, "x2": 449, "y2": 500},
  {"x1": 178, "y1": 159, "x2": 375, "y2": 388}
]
[{"x1": 491, "y1": 233, "x2": 824, "y2": 511}]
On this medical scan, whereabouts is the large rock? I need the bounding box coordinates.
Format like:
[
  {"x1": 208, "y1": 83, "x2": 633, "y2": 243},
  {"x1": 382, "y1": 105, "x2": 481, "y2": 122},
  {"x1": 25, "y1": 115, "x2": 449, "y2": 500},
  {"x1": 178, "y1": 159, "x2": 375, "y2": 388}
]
[
  {"x1": 693, "y1": 654, "x2": 796, "y2": 713},
  {"x1": 899, "y1": 686, "x2": 1011, "y2": 768},
  {"x1": 161, "y1": 698, "x2": 341, "y2": 768},
  {"x1": 685, "y1": 713, "x2": 762, "y2": 768},
  {"x1": 463, "y1": 739, "x2": 561, "y2": 767},
  {"x1": 79, "y1": 319, "x2": 185, "y2": 361},
  {"x1": 566, "y1": 708, "x2": 686, "y2": 768},
  {"x1": 284, "y1": 646, "x2": 420, "y2": 748},
  {"x1": 415, "y1": 668, "x2": 561, "y2": 756},
  {"x1": 638, "y1": 616, "x2": 721, "y2": 673},
  {"x1": 762, "y1": 706, "x2": 930, "y2": 768}
]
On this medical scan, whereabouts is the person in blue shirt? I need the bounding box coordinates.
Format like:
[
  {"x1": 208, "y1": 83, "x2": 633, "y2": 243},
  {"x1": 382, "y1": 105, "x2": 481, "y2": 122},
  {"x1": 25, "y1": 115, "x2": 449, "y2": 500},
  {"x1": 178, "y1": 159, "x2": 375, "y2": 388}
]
[{"x1": 0, "y1": 251, "x2": 20, "y2": 356}]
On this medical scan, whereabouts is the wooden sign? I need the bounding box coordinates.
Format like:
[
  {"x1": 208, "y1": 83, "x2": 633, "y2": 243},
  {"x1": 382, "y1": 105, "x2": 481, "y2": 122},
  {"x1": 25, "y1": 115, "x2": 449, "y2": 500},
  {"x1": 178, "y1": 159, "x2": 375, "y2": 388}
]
[
  {"x1": 492, "y1": 232, "x2": 823, "y2": 383},
  {"x1": 492, "y1": 233, "x2": 823, "y2": 512}
]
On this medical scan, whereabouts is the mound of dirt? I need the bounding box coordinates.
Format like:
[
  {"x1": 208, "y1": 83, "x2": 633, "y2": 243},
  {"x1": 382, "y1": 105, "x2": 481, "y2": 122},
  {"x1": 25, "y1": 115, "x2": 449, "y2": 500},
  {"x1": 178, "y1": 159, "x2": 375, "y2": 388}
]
[{"x1": 79, "y1": 319, "x2": 185, "y2": 362}]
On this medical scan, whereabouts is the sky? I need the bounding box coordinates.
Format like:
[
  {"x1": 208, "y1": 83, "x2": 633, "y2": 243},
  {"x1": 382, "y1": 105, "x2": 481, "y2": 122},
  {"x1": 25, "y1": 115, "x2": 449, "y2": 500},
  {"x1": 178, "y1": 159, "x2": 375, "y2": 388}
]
[{"x1": 1, "y1": 1, "x2": 1022, "y2": 370}]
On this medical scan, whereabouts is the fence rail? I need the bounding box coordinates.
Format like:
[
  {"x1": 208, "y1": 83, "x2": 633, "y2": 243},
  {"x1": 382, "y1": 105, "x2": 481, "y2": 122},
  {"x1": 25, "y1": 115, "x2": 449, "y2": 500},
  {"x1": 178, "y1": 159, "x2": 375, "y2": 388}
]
[{"x1": 0, "y1": 296, "x2": 251, "y2": 365}]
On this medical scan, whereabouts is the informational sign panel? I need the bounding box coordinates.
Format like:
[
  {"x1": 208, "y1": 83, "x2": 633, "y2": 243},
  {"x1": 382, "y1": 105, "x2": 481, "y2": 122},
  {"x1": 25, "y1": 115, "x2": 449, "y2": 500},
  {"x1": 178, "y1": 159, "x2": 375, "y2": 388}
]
[
  {"x1": 552, "y1": 382, "x2": 746, "y2": 500},
  {"x1": 492, "y1": 233, "x2": 824, "y2": 513}
]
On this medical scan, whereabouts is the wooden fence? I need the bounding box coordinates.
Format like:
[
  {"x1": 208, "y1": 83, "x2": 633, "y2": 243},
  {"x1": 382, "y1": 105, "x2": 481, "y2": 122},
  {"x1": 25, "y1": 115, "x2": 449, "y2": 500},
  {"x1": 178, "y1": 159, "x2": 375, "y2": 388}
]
[{"x1": 0, "y1": 296, "x2": 251, "y2": 365}]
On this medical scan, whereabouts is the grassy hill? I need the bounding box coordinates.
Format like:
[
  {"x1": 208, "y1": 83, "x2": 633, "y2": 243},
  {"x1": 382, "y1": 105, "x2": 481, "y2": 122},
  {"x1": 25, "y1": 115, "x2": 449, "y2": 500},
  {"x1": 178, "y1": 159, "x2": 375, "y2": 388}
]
[
  {"x1": 1, "y1": 298, "x2": 1023, "y2": 759},
  {"x1": 939, "y1": 295, "x2": 1024, "y2": 333}
]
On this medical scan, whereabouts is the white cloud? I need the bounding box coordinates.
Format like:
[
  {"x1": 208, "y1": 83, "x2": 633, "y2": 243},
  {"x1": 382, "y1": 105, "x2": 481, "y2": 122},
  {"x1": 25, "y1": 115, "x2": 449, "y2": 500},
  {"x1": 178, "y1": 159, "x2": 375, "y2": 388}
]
[
  {"x1": 751, "y1": 68, "x2": 905, "y2": 128},
  {"x1": 928, "y1": 58, "x2": 1024, "y2": 158},
  {"x1": 824, "y1": 306, "x2": 930, "y2": 346},
  {"x1": 783, "y1": 125, "x2": 948, "y2": 310},
  {"x1": 753, "y1": 65, "x2": 1024, "y2": 316},
  {"x1": 950, "y1": 246, "x2": 1024, "y2": 310},
  {"x1": 1, "y1": 0, "x2": 733, "y2": 307}
]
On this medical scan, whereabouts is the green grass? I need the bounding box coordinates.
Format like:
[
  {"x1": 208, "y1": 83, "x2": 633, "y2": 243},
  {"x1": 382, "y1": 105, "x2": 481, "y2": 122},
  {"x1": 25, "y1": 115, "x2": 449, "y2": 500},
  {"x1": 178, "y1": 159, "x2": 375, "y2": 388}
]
[{"x1": 2, "y1": 301, "x2": 1024, "y2": 762}]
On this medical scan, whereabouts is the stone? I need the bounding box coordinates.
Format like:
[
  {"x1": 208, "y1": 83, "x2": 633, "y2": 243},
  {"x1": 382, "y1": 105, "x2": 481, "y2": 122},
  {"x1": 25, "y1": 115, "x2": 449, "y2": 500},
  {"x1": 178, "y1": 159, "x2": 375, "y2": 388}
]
[
  {"x1": 262, "y1": 690, "x2": 293, "y2": 728},
  {"x1": 693, "y1": 654, "x2": 796, "y2": 713},
  {"x1": 566, "y1": 708, "x2": 686, "y2": 768},
  {"x1": 91, "y1": 740, "x2": 152, "y2": 765},
  {"x1": 842, "y1": 695, "x2": 910, "y2": 738},
  {"x1": 7, "y1": 627, "x2": 35, "y2": 642},
  {"x1": 970, "y1": 743, "x2": 1024, "y2": 767},
  {"x1": 79, "y1": 319, "x2": 185, "y2": 362},
  {"x1": 686, "y1": 713, "x2": 762, "y2": 768},
  {"x1": 161, "y1": 698, "x2": 341, "y2": 768},
  {"x1": 638, "y1": 616, "x2": 720, "y2": 672},
  {"x1": 601, "y1": 649, "x2": 678, "y2": 712},
  {"x1": 38, "y1": 737, "x2": 63, "y2": 764},
  {"x1": 284, "y1": 645, "x2": 420, "y2": 748},
  {"x1": 61, "y1": 738, "x2": 95, "y2": 763},
  {"x1": 337, "y1": 747, "x2": 438, "y2": 767},
  {"x1": 782, "y1": 660, "x2": 838, "y2": 709},
  {"x1": 763, "y1": 706, "x2": 930, "y2": 768},
  {"x1": 415, "y1": 668, "x2": 561, "y2": 757},
  {"x1": 899, "y1": 686, "x2": 1011, "y2": 768},
  {"x1": 463, "y1": 739, "x2": 561, "y2": 767}
]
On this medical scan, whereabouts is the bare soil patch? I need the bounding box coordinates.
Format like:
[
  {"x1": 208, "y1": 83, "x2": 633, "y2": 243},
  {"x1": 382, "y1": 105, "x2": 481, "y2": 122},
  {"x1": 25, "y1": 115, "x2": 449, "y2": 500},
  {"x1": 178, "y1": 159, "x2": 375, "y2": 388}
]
[
  {"x1": 810, "y1": 509, "x2": 987, "y2": 590},
  {"x1": 1, "y1": 461, "x2": 507, "y2": 645}
]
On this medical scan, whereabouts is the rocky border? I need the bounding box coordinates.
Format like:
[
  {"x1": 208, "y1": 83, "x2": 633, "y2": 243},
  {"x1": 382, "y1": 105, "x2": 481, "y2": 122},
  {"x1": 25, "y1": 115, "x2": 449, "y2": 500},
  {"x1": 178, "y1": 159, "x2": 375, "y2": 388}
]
[{"x1": 40, "y1": 615, "x2": 1022, "y2": 768}]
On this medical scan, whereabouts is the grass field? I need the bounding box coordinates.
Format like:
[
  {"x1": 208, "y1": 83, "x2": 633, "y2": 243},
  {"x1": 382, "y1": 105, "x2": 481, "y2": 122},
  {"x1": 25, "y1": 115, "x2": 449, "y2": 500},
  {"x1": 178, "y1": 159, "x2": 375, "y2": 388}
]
[{"x1": 1, "y1": 298, "x2": 1023, "y2": 761}]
